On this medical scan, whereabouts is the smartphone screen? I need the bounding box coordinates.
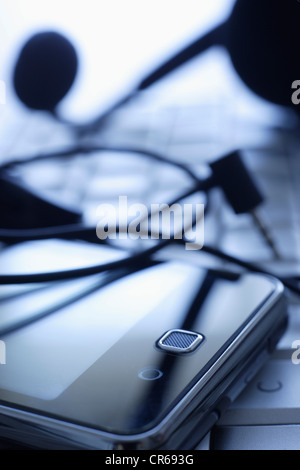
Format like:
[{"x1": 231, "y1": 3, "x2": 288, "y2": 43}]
[
  {"x1": 0, "y1": 262, "x2": 203, "y2": 400},
  {"x1": 0, "y1": 252, "x2": 278, "y2": 437}
]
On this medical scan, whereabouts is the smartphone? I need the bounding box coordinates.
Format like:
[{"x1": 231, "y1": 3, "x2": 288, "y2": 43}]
[{"x1": 0, "y1": 247, "x2": 288, "y2": 450}]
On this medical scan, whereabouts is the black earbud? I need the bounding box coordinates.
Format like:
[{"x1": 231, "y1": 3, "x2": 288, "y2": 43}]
[
  {"x1": 13, "y1": 31, "x2": 78, "y2": 112},
  {"x1": 226, "y1": 0, "x2": 300, "y2": 109},
  {"x1": 140, "y1": 0, "x2": 300, "y2": 109},
  {"x1": 12, "y1": 0, "x2": 300, "y2": 128}
]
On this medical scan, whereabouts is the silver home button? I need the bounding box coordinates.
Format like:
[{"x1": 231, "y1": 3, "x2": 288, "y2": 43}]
[{"x1": 157, "y1": 329, "x2": 204, "y2": 354}]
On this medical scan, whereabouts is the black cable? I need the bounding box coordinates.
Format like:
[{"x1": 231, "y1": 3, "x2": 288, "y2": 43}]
[
  {"x1": 0, "y1": 143, "x2": 202, "y2": 184},
  {"x1": 1, "y1": 144, "x2": 299, "y2": 297},
  {"x1": 1, "y1": 190, "x2": 300, "y2": 297},
  {"x1": 198, "y1": 243, "x2": 300, "y2": 296},
  {"x1": 0, "y1": 139, "x2": 211, "y2": 286},
  {"x1": 0, "y1": 239, "x2": 171, "y2": 285},
  {"x1": 0, "y1": 178, "x2": 208, "y2": 283},
  {"x1": 0, "y1": 178, "x2": 299, "y2": 296},
  {"x1": 2, "y1": 234, "x2": 300, "y2": 297},
  {"x1": 0, "y1": 179, "x2": 210, "y2": 245}
]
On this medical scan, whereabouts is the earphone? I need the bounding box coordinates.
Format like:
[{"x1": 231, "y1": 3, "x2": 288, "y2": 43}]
[
  {"x1": 1, "y1": 0, "x2": 300, "y2": 300},
  {"x1": 1, "y1": 146, "x2": 299, "y2": 296},
  {"x1": 12, "y1": 0, "x2": 300, "y2": 133}
]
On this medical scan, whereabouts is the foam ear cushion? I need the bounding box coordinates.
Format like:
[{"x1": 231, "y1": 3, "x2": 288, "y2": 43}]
[
  {"x1": 13, "y1": 31, "x2": 78, "y2": 111},
  {"x1": 227, "y1": 0, "x2": 300, "y2": 108}
]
